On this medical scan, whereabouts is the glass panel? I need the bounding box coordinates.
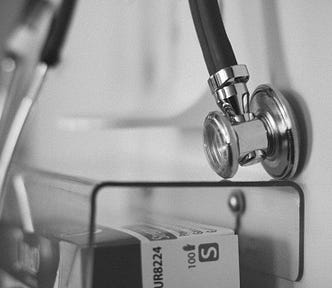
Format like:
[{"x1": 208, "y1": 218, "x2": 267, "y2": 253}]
[
  {"x1": 0, "y1": 166, "x2": 303, "y2": 287},
  {"x1": 0, "y1": 166, "x2": 97, "y2": 288}
]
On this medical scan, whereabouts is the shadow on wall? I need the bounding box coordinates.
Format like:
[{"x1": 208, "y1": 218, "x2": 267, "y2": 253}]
[
  {"x1": 240, "y1": 237, "x2": 295, "y2": 288},
  {"x1": 241, "y1": 269, "x2": 295, "y2": 288},
  {"x1": 261, "y1": 0, "x2": 312, "y2": 177}
]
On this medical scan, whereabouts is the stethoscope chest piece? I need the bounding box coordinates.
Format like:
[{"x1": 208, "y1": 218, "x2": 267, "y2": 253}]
[
  {"x1": 203, "y1": 84, "x2": 300, "y2": 179},
  {"x1": 250, "y1": 85, "x2": 300, "y2": 179}
]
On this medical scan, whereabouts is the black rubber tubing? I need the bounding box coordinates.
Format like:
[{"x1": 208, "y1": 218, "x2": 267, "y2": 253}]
[
  {"x1": 40, "y1": 0, "x2": 77, "y2": 66},
  {"x1": 188, "y1": 0, "x2": 237, "y2": 75}
]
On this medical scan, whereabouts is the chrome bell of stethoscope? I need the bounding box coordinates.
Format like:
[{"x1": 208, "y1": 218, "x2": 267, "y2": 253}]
[{"x1": 189, "y1": 0, "x2": 300, "y2": 179}]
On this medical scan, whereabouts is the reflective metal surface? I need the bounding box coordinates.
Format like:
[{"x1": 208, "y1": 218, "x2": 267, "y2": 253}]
[
  {"x1": 0, "y1": 0, "x2": 58, "y2": 214},
  {"x1": 208, "y1": 64, "x2": 249, "y2": 93},
  {"x1": 0, "y1": 64, "x2": 47, "y2": 215},
  {"x1": 204, "y1": 85, "x2": 300, "y2": 179},
  {"x1": 203, "y1": 111, "x2": 239, "y2": 178},
  {"x1": 208, "y1": 64, "x2": 250, "y2": 119},
  {"x1": 250, "y1": 85, "x2": 300, "y2": 179}
]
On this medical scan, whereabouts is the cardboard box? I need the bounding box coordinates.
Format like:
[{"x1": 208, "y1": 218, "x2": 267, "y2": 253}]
[{"x1": 58, "y1": 219, "x2": 240, "y2": 288}]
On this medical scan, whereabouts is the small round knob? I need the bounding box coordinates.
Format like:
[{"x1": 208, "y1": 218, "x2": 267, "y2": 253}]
[{"x1": 203, "y1": 111, "x2": 239, "y2": 178}]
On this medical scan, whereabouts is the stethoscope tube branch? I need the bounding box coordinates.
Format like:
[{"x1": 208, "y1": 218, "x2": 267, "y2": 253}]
[
  {"x1": 188, "y1": 0, "x2": 237, "y2": 75},
  {"x1": 41, "y1": 0, "x2": 77, "y2": 66}
]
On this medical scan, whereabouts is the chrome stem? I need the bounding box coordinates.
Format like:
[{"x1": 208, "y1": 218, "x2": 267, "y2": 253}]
[
  {"x1": 0, "y1": 64, "x2": 48, "y2": 215},
  {"x1": 208, "y1": 64, "x2": 251, "y2": 122},
  {"x1": 0, "y1": 0, "x2": 59, "y2": 215}
]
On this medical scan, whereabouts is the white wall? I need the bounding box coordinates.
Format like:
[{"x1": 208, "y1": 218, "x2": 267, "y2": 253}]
[{"x1": 224, "y1": 1, "x2": 331, "y2": 286}]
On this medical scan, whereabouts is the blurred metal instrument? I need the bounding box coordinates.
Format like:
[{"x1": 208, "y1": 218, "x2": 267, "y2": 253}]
[
  {"x1": 0, "y1": 0, "x2": 76, "y2": 215},
  {"x1": 0, "y1": 1, "x2": 77, "y2": 287}
]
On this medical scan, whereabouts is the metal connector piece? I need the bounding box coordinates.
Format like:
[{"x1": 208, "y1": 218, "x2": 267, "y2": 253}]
[
  {"x1": 208, "y1": 65, "x2": 250, "y2": 121},
  {"x1": 208, "y1": 64, "x2": 249, "y2": 92}
]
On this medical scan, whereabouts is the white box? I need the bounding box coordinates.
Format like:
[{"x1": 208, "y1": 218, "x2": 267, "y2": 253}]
[{"x1": 59, "y1": 219, "x2": 240, "y2": 288}]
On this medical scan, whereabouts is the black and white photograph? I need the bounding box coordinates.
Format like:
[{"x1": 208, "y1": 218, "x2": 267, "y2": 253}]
[{"x1": 0, "y1": 1, "x2": 325, "y2": 287}]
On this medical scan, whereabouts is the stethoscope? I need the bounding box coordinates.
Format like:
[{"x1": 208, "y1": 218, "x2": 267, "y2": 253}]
[{"x1": 189, "y1": 0, "x2": 300, "y2": 179}]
